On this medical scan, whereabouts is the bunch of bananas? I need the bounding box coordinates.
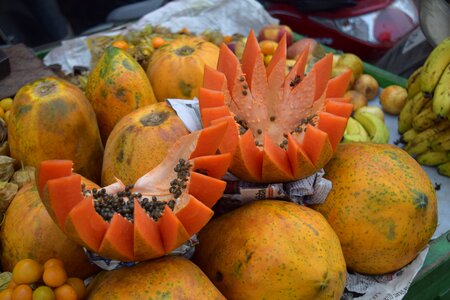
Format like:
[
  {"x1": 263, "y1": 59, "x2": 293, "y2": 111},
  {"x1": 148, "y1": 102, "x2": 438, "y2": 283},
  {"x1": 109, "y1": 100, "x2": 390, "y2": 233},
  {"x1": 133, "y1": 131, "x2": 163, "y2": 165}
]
[{"x1": 398, "y1": 37, "x2": 450, "y2": 177}]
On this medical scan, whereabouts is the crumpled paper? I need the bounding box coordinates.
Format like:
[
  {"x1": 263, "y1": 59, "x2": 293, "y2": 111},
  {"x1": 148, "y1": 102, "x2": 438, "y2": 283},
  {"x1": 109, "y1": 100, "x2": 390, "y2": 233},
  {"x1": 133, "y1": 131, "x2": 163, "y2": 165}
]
[{"x1": 43, "y1": 0, "x2": 278, "y2": 73}]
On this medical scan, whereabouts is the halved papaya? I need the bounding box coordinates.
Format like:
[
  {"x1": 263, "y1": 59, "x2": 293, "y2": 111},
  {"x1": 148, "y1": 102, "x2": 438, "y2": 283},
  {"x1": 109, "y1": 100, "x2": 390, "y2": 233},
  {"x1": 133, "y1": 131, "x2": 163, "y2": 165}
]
[
  {"x1": 199, "y1": 30, "x2": 352, "y2": 183},
  {"x1": 37, "y1": 122, "x2": 231, "y2": 262}
]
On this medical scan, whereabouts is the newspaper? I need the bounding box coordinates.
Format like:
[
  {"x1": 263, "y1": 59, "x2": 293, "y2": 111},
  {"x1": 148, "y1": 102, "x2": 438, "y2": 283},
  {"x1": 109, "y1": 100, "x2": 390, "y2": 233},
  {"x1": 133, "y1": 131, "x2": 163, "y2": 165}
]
[
  {"x1": 43, "y1": 0, "x2": 278, "y2": 73},
  {"x1": 343, "y1": 247, "x2": 428, "y2": 300}
]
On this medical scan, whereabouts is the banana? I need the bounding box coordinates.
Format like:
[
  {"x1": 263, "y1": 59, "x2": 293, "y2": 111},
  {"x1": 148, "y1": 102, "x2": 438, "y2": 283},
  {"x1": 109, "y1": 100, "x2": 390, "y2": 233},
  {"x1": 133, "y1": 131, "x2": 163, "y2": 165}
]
[
  {"x1": 398, "y1": 96, "x2": 415, "y2": 133},
  {"x1": 353, "y1": 111, "x2": 390, "y2": 144},
  {"x1": 416, "y1": 150, "x2": 449, "y2": 166},
  {"x1": 437, "y1": 161, "x2": 450, "y2": 177},
  {"x1": 412, "y1": 101, "x2": 438, "y2": 131},
  {"x1": 411, "y1": 92, "x2": 429, "y2": 117},
  {"x1": 402, "y1": 128, "x2": 418, "y2": 143},
  {"x1": 421, "y1": 37, "x2": 450, "y2": 95},
  {"x1": 405, "y1": 120, "x2": 450, "y2": 155},
  {"x1": 431, "y1": 128, "x2": 450, "y2": 151},
  {"x1": 407, "y1": 66, "x2": 422, "y2": 98},
  {"x1": 343, "y1": 117, "x2": 370, "y2": 142},
  {"x1": 431, "y1": 63, "x2": 450, "y2": 117}
]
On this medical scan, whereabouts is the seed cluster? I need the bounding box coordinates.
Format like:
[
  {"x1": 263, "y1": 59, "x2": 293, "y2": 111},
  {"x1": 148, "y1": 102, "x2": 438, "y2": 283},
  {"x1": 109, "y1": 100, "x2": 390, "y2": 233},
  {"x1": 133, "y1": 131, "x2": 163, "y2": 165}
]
[
  {"x1": 238, "y1": 75, "x2": 249, "y2": 96},
  {"x1": 170, "y1": 159, "x2": 191, "y2": 199},
  {"x1": 291, "y1": 114, "x2": 317, "y2": 134},
  {"x1": 81, "y1": 159, "x2": 191, "y2": 223}
]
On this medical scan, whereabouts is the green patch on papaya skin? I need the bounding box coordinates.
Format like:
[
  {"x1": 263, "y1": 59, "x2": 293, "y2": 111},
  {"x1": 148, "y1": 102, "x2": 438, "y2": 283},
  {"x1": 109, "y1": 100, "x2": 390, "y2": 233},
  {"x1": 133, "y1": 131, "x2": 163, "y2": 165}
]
[
  {"x1": 370, "y1": 218, "x2": 397, "y2": 240},
  {"x1": 115, "y1": 87, "x2": 126, "y2": 101},
  {"x1": 178, "y1": 80, "x2": 193, "y2": 97},
  {"x1": 411, "y1": 190, "x2": 428, "y2": 209},
  {"x1": 306, "y1": 223, "x2": 319, "y2": 236},
  {"x1": 140, "y1": 111, "x2": 169, "y2": 127},
  {"x1": 16, "y1": 104, "x2": 32, "y2": 118},
  {"x1": 122, "y1": 58, "x2": 135, "y2": 71},
  {"x1": 233, "y1": 260, "x2": 243, "y2": 278},
  {"x1": 116, "y1": 149, "x2": 124, "y2": 163},
  {"x1": 100, "y1": 88, "x2": 107, "y2": 100},
  {"x1": 154, "y1": 290, "x2": 171, "y2": 299},
  {"x1": 245, "y1": 250, "x2": 254, "y2": 263}
]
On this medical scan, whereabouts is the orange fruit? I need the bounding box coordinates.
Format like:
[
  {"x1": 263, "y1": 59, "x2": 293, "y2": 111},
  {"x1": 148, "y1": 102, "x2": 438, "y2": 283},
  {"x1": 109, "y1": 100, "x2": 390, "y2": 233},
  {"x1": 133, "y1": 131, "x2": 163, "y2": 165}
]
[
  {"x1": 12, "y1": 259, "x2": 44, "y2": 285},
  {"x1": 65, "y1": 278, "x2": 86, "y2": 300},
  {"x1": 53, "y1": 285, "x2": 77, "y2": 300},
  {"x1": 11, "y1": 284, "x2": 32, "y2": 300},
  {"x1": 0, "y1": 288, "x2": 12, "y2": 300},
  {"x1": 42, "y1": 267, "x2": 67, "y2": 288},
  {"x1": 43, "y1": 259, "x2": 64, "y2": 270},
  {"x1": 32, "y1": 286, "x2": 55, "y2": 300}
]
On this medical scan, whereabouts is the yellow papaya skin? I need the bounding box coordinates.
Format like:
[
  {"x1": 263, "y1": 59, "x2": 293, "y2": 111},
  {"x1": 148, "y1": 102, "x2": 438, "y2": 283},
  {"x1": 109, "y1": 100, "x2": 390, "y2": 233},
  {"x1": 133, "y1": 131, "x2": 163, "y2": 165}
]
[
  {"x1": 101, "y1": 102, "x2": 189, "y2": 186},
  {"x1": 85, "y1": 46, "x2": 157, "y2": 144},
  {"x1": 8, "y1": 77, "x2": 104, "y2": 183},
  {"x1": 312, "y1": 143, "x2": 437, "y2": 275}
]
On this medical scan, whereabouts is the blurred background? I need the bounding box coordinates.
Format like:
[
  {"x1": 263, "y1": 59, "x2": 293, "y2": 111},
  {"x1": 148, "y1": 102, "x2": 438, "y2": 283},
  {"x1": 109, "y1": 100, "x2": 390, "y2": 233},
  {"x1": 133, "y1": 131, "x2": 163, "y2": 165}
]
[{"x1": 0, "y1": 0, "x2": 448, "y2": 77}]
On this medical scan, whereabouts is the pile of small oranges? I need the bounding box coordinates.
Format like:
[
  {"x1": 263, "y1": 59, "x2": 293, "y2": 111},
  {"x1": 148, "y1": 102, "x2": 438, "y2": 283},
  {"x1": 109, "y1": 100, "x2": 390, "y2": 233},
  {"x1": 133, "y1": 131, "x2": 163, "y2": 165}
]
[{"x1": 0, "y1": 258, "x2": 86, "y2": 300}]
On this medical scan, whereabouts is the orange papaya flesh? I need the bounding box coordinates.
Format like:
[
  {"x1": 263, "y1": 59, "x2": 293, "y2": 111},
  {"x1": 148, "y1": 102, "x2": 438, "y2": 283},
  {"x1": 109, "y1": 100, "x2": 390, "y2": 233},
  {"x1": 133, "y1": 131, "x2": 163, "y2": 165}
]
[
  {"x1": 241, "y1": 30, "x2": 262, "y2": 90},
  {"x1": 284, "y1": 47, "x2": 309, "y2": 92},
  {"x1": 190, "y1": 120, "x2": 228, "y2": 158},
  {"x1": 198, "y1": 88, "x2": 225, "y2": 109},
  {"x1": 158, "y1": 206, "x2": 190, "y2": 253},
  {"x1": 64, "y1": 197, "x2": 109, "y2": 252},
  {"x1": 310, "y1": 53, "x2": 333, "y2": 100},
  {"x1": 301, "y1": 124, "x2": 331, "y2": 167},
  {"x1": 37, "y1": 160, "x2": 73, "y2": 197},
  {"x1": 325, "y1": 100, "x2": 353, "y2": 119},
  {"x1": 98, "y1": 213, "x2": 135, "y2": 262},
  {"x1": 211, "y1": 116, "x2": 239, "y2": 156},
  {"x1": 200, "y1": 106, "x2": 231, "y2": 127},
  {"x1": 287, "y1": 133, "x2": 317, "y2": 179},
  {"x1": 43, "y1": 174, "x2": 83, "y2": 229},
  {"x1": 175, "y1": 195, "x2": 214, "y2": 236},
  {"x1": 188, "y1": 172, "x2": 227, "y2": 208},
  {"x1": 203, "y1": 65, "x2": 226, "y2": 91},
  {"x1": 190, "y1": 153, "x2": 232, "y2": 179},
  {"x1": 326, "y1": 69, "x2": 353, "y2": 98},
  {"x1": 261, "y1": 134, "x2": 294, "y2": 183},
  {"x1": 133, "y1": 199, "x2": 165, "y2": 261},
  {"x1": 317, "y1": 111, "x2": 348, "y2": 151},
  {"x1": 326, "y1": 96, "x2": 351, "y2": 103}
]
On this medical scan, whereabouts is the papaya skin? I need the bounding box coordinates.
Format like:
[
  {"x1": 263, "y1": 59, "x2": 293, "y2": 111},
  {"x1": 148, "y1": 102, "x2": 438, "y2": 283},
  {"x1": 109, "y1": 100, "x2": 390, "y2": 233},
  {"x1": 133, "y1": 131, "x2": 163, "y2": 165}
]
[
  {"x1": 101, "y1": 102, "x2": 189, "y2": 186},
  {"x1": 312, "y1": 143, "x2": 437, "y2": 275},
  {"x1": 85, "y1": 46, "x2": 157, "y2": 144},
  {"x1": 146, "y1": 36, "x2": 220, "y2": 102},
  {"x1": 8, "y1": 77, "x2": 104, "y2": 184},
  {"x1": 193, "y1": 200, "x2": 347, "y2": 300},
  {"x1": 86, "y1": 256, "x2": 225, "y2": 299},
  {"x1": 0, "y1": 181, "x2": 100, "y2": 279}
]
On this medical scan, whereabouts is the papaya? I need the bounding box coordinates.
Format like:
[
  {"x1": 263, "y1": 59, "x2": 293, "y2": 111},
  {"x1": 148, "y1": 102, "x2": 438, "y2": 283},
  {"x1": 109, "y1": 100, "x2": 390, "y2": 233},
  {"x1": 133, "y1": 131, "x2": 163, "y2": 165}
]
[
  {"x1": 199, "y1": 30, "x2": 352, "y2": 183},
  {"x1": 7, "y1": 77, "x2": 104, "y2": 183},
  {"x1": 86, "y1": 256, "x2": 225, "y2": 299},
  {"x1": 146, "y1": 36, "x2": 220, "y2": 102},
  {"x1": 193, "y1": 200, "x2": 347, "y2": 300},
  {"x1": 312, "y1": 143, "x2": 438, "y2": 275},
  {"x1": 1, "y1": 181, "x2": 99, "y2": 279},
  {"x1": 36, "y1": 122, "x2": 232, "y2": 262},
  {"x1": 85, "y1": 46, "x2": 157, "y2": 144},
  {"x1": 101, "y1": 102, "x2": 189, "y2": 186}
]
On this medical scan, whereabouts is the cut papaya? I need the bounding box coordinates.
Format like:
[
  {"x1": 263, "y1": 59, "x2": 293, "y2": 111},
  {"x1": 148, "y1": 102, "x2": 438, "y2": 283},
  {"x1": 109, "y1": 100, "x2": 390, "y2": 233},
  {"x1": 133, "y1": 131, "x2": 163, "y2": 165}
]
[
  {"x1": 37, "y1": 160, "x2": 72, "y2": 197},
  {"x1": 64, "y1": 197, "x2": 109, "y2": 252},
  {"x1": 199, "y1": 30, "x2": 351, "y2": 183},
  {"x1": 326, "y1": 69, "x2": 353, "y2": 98},
  {"x1": 36, "y1": 123, "x2": 231, "y2": 262},
  {"x1": 317, "y1": 111, "x2": 348, "y2": 151}
]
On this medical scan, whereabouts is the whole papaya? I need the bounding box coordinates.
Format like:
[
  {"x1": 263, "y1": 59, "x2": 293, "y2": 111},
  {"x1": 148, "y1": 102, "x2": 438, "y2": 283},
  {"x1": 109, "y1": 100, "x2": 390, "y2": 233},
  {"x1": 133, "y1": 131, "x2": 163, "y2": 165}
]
[{"x1": 8, "y1": 77, "x2": 104, "y2": 183}]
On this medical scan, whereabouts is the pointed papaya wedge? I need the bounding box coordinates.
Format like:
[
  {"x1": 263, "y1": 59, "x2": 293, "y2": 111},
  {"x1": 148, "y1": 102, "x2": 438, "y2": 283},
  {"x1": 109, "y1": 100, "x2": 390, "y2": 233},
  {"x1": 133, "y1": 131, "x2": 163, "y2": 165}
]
[
  {"x1": 98, "y1": 213, "x2": 134, "y2": 262},
  {"x1": 133, "y1": 199, "x2": 165, "y2": 261},
  {"x1": 64, "y1": 197, "x2": 109, "y2": 252}
]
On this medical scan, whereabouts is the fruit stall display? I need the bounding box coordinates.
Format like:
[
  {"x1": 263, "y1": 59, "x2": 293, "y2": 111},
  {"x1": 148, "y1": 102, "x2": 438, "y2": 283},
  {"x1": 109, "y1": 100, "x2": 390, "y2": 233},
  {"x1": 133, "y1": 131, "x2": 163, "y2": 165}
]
[{"x1": 0, "y1": 23, "x2": 448, "y2": 300}]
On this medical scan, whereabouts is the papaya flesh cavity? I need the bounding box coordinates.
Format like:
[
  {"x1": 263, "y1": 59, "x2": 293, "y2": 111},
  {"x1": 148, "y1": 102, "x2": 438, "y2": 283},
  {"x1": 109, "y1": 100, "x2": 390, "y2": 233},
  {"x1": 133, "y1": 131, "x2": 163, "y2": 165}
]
[
  {"x1": 199, "y1": 30, "x2": 352, "y2": 183},
  {"x1": 37, "y1": 122, "x2": 231, "y2": 262}
]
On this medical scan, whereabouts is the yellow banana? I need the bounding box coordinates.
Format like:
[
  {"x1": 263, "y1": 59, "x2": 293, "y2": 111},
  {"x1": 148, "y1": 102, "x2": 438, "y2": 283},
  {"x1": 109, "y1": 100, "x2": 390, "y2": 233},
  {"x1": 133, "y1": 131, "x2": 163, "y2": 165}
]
[
  {"x1": 405, "y1": 120, "x2": 450, "y2": 155},
  {"x1": 353, "y1": 111, "x2": 390, "y2": 144},
  {"x1": 431, "y1": 63, "x2": 450, "y2": 117},
  {"x1": 421, "y1": 37, "x2": 450, "y2": 94},
  {"x1": 417, "y1": 150, "x2": 449, "y2": 166},
  {"x1": 431, "y1": 128, "x2": 450, "y2": 151},
  {"x1": 412, "y1": 101, "x2": 438, "y2": 131},
  {"x1": 407, "y1": 66, "x2": 422, "y2": 98},
  {"x1": 411, "y1": 92, "x2": 429, "y2": 117},
  {"x1": 437, "y1": 161, "x2": 450, "y2": 177},
  {"x1": 402, "y1": 128, "x2": 418, "y2": 143},
  {"x1": 398, "y1": 97, "x2": 415, "y2": 133}
]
